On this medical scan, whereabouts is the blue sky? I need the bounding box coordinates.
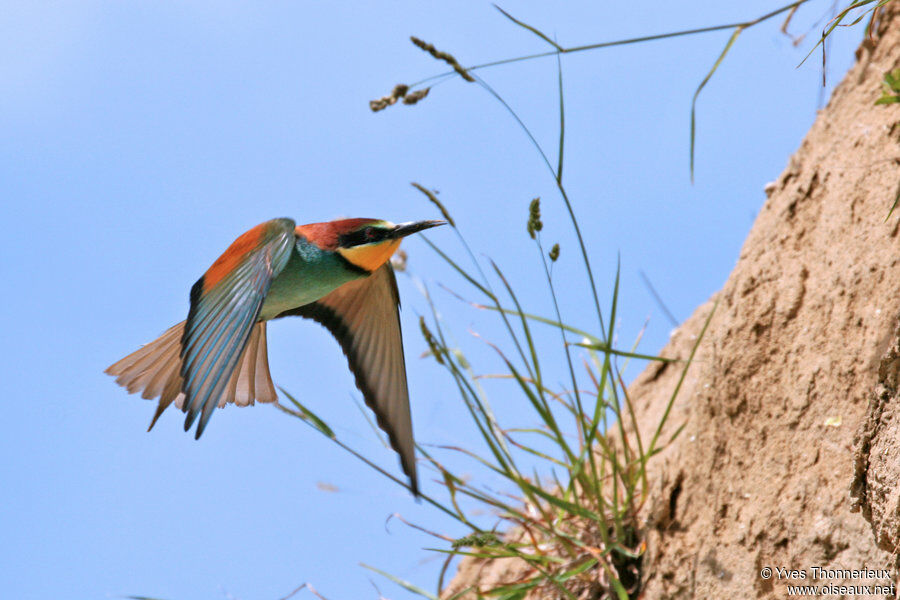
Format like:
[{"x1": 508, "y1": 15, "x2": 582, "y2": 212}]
[{"x1": 1, "y1": 2, "x2": 860, "y2": 599}]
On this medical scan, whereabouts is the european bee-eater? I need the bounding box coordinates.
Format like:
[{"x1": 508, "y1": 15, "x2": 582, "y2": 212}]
[{"x1": 106, "y1": 217, "x2": 444, "y2": 496}]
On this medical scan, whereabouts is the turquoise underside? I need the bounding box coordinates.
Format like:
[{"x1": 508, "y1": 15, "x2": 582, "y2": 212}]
[{"x1": 258, "y1": 237, "x2": 361, "y2": 321}]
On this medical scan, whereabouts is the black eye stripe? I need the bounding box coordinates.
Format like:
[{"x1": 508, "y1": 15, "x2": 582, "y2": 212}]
[{"x1": 339, "y1": 227, "x2": 388, "y2": 248}]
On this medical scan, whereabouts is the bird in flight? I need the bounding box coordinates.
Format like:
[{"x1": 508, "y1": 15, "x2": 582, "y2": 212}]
[{"x1": 106, "y1": 217, "x2": 444, "y2": 496}]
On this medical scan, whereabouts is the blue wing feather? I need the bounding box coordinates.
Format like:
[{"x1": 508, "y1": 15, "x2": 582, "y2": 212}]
[{"x1": 180, "y1": 218, "x2": 296, "y2": 437}]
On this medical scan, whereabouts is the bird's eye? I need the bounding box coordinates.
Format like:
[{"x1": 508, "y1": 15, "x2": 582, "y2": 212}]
[{"x1": 365, "y1": 228, "x2": 376, "y2": 240}]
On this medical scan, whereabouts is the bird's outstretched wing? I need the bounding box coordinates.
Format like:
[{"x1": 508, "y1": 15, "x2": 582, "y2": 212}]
[
  {"x1": 279, "y1": 263, "x2": 418, "y2": 495},
  {"x1": 181, "y1": 218, "x2": 296, "y2": 438}
]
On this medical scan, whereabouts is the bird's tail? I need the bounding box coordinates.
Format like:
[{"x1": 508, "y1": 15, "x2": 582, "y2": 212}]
[{"x1": 105, "y1": 321, "x2": 277, "y2": 431}]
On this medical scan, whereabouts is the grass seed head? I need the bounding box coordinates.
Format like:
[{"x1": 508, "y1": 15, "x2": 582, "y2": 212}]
[
  {"x1": 419, "y1": 316, "x2": 445, "y2": 365},
  {"x1": 412, "y1": 182, "x2": 455, "y2": 227},
  {"x1": 527, "y1": 197, "x2": 543, "y2": 238},
  {"x1": 410, "y1": 36, "x2": 475, "y2": 82},
  {"x1": 369, "y1": 83, "x2": 410, "y2": 112},
  {"x1": 549, "y1": 243, "x2": 560, "y2": 262}
]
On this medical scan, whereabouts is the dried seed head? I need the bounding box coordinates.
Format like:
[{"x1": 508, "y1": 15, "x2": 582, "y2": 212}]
[
  {"x1": 402, "y1": 87, "x2": 430, "y2": 105},
  {"x1": 549, "y1": 243, "x2": 560, "y2": 262},
  {"x1": 412, "y1": 182, "x2": 455, "y2": 227},
  {"x1": 527, "y1": 197, "x2": 543, "y2": 239},
  {"x1": 419, "y1": 316, "x2": 444, "y2": 364},
  {"x1": 410, "y1": 36, "x2": 475, "y2": 82},
  {"x1": 369, "y1": 83, "x2": 410, "y2": 112},
  {"x1": 369, "y1": 98, "x2": 390, "y2": 112},
  {"x1": 410, "y1": 36, "x2": 433, "y2": 53}
]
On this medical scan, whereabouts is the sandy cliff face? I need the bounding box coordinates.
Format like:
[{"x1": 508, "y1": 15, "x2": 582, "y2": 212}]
[{"x1": 445, "y1": 5, "x2": 900, "y2": 598}]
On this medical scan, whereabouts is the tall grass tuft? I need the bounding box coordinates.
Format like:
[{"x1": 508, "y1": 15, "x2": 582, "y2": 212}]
[{"x1": 278, "y1": 193, "x2": 714, "y2": 598}]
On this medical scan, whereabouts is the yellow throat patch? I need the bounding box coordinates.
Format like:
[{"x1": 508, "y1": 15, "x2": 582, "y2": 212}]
[{"x1": 337, "y1": 239, "x2": 402, "y2": 272}]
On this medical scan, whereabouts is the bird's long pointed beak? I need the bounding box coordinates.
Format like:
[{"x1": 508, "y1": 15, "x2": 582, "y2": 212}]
[{"x1": 390, "y1": 220, "x2": 446, "y2": 239}]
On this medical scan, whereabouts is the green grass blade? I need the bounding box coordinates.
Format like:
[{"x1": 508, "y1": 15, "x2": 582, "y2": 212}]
[
  {"x1": 493, "y1": 4, "x2": 563, "y2": 50},
  {"x1": 360, "y1": 563, "x2": 439, "y2": 600},
  {"x1": 475, "y1": 305, "x2": 600, "y2": 343},
  {"x1": 558, "y1": 557, "x2": 598, "y2": 580},
  {"x1": 610, "y1": 576, "x2": 630, "y2": 600},
  {"x1": 278, "y1": 387, "x2": 335, "y2": 439},
  {"x1": 887, "y1": 179, "x2": 900, "y2": 221},
  {"x1": 556, "y1": 47, "x2": 565, "y2": 183},
  {"x1": 428, "y1": 546, "x2": 560, "y2": 564},
  {"x1": 690, "y1": 27, "x2": 742, "y2": 182},
  {"x1": 353, "y1": 396, "x2": 387, "y2": 446},
  {"x1": 424, "y1": 237, "x2": 491, "y2": 298},
  {"x1": 490, "y1": 259, "x2": 543, "y2": 390},
  {"x1": 607, "y1": 256, "x2": 621, "y2": 346},
  {"x1": 649, "y1": 300, "x2": 718, "y2": 453},
  {"x1": 519, "y1": 478, "x2": 605, "y2": 522},
  {"x1": 573, "y1": 342, "x2": 677, "y2": 363}
]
